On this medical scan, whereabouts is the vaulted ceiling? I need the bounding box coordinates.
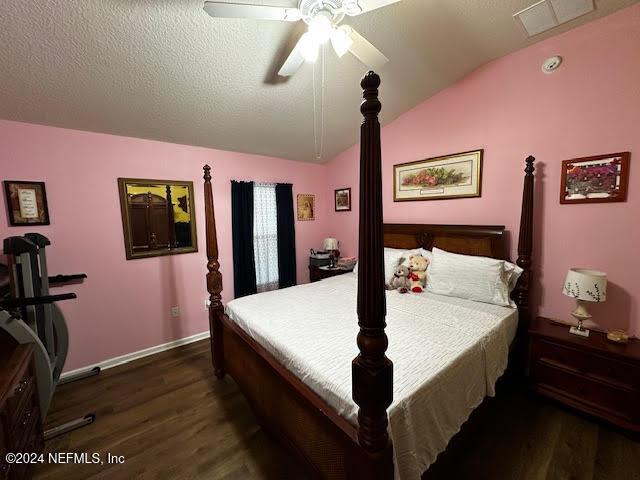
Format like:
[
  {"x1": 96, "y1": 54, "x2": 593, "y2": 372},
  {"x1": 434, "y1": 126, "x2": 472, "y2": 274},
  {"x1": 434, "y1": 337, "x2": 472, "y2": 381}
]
[{"x1": 1, "y1": 0, "x2": 637, "y2": 163}]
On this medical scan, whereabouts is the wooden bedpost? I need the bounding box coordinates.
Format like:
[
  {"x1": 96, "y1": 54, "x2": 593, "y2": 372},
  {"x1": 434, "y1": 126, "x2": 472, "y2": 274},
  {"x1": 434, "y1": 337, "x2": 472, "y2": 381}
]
[
  {"x1": 514, "y1": 156, "x2": 535, "y2": 334},
  {"x1": 352, "y1": 71, "x2": 393, "y2": 478},
  {"x1": 203, "y1": 165, "x2": 225, "y2": 378}
]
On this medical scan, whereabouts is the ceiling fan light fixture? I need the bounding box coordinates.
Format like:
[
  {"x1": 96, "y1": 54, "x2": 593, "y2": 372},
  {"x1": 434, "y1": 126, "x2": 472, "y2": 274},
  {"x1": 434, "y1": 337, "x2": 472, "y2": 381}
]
[
  {"x1": 331, "y1": 25, "x2": 353, "y2": 57},
  {"x1": 299, "y1": 32, "x2": 320, "y2": 63},
  {"x1": 308, "y1": 13, "x2": 334, "y2": 44},
  {"x1": 203, "y1": 0, "x2": 398, "y2": 77}
]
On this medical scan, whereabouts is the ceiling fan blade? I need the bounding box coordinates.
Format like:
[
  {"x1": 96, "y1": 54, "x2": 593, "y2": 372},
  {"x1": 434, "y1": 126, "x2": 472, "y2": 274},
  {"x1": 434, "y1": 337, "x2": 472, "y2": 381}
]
[
  {"x1": 203, "y1": 2, "x2": 302, "y2": 21},
  {"x1": 277, "y1": 35, "x2": 307, "y2": 77},
  {"x1": 347, "y1": 28, "x2": 388, "y2": 69},
  {"x1": 347, "y1": 0, "x2": 401, "y2": 16}
]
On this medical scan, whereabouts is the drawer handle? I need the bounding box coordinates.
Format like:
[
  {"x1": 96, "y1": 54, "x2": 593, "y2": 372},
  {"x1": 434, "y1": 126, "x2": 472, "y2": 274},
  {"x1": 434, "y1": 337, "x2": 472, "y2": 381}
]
[
  {"x1": 22, "y1": 408, "x2": 33, "y2": 426},
  {"x1": 15, "y1": 377, "x2": 29, "y2": 395}
]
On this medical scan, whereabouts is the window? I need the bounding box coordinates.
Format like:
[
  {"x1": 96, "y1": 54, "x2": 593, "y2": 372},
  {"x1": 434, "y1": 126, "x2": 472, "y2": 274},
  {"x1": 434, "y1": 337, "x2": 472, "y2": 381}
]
[
  {"x1": 231, "y1": 180, "x2": 296, "y2": 298},
  {"x1": 253, "y1": 183, "x2": 279, "y2": 292}
]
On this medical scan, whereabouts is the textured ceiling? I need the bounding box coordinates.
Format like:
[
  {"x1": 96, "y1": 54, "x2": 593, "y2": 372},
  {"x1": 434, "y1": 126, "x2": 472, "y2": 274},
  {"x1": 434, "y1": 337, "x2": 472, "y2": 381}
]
[{"x1": 1, "y1": 0, "x2": 638, "y2": 163}]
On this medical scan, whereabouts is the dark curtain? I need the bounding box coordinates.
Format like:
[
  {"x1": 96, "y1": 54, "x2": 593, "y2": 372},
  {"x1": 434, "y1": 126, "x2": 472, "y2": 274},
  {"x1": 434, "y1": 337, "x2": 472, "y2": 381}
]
[
  {"x1": 275, "y1": 183, "x2": 297, "y2": 288},
  {"x1": 231, "y1": 181, "x2": 257, "y2": 298}
]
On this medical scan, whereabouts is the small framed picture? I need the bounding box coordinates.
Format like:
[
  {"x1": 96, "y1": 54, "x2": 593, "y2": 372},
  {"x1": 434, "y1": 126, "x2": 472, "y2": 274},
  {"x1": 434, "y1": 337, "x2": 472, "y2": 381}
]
[
  {"x1": 394, "y1": 149, "x2": 483, "y2": 202},
  {"x1": 3, "y1": 181, "x2": 50, "y2": 226},
  {"x1": 297, "y1": 194, "x2": 315, "y2": 221},
  {"x1": 560, "y1": 152, "x2": 630, "y2": 204},
  {"x1": 334, "y1": 188, "x2": 351, "y2": 212}
]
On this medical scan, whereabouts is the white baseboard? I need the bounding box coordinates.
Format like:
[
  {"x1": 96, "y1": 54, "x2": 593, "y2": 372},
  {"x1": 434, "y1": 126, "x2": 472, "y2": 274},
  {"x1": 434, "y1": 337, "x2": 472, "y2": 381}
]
[{"x1": 60, "y1": 330, "x2": 210, "y2": 381}]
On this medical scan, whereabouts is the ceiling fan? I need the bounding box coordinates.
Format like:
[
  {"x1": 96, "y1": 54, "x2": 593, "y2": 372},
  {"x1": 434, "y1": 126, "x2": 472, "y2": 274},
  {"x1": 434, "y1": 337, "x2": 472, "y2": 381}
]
[{"x1": 203, "y1": 0, "x2": 401, "y2": 77}]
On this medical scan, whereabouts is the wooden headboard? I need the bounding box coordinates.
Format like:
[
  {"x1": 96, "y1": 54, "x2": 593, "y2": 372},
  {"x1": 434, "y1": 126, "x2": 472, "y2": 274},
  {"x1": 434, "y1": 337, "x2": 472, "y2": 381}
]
[{"x1": 383, "y1": 224, "x2": 508, "y2": 261}]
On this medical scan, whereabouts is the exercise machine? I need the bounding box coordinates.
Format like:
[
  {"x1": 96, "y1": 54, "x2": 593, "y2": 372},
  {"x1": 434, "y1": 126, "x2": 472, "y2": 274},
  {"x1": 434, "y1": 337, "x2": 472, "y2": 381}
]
[{"x1": 1, "y1": 233, "x2": 97, "y2": 440}]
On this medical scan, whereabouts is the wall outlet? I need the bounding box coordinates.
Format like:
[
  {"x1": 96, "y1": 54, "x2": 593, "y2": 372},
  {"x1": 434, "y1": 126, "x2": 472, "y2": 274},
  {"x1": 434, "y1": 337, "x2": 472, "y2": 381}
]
[
  {"x1": 204, "y1": 299, "x2": 211, "y2": 311},
  {"x1": 170, "y1": 306, "x2": 180, "y2": 318}
]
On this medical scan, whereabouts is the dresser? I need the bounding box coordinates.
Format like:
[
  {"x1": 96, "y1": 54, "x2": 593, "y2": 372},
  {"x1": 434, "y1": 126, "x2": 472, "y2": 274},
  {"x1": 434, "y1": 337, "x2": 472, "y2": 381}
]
[
  {"x1": 0, "y1": 332, "x2": 44, "y2": 480},
  {"x1": 528, "y1": 317, "x2": 640, "y2": 433}
]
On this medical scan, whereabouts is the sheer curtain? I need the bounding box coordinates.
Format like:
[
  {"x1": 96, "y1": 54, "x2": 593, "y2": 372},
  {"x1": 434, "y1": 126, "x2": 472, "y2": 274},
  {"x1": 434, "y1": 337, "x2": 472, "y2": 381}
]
[{"x1": 253, "y1": 183, "x2": 279, "y2": 293}]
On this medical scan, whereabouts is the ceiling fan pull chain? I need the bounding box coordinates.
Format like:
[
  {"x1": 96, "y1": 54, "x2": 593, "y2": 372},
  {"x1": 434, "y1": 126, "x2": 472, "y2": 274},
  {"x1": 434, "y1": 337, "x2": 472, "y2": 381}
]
[
  {"x1": 312, "y1": 45, "x2": 325, "y2": 161},
  {"x1": 313, "y1": 56, "x2": 318, "y2": 160},
  {"x1": 319, "y1": 44, "x2": 325, "y2": 161}
]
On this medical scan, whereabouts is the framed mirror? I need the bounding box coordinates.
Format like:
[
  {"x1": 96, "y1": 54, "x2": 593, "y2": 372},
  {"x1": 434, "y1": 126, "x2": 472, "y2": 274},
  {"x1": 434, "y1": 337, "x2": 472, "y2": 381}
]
[{"x1": 118, "y1": 178, "x2": 198, "y2": 260}]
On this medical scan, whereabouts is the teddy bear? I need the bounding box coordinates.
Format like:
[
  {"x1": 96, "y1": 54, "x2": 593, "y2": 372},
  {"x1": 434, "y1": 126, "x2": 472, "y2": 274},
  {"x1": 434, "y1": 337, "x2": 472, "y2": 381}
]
[
  {"x1": 407, "y1": 254, "x2": 429, "y2": 293},
  {"x1": 387, "y1": 264, "x2": 411, "y2": 294}
]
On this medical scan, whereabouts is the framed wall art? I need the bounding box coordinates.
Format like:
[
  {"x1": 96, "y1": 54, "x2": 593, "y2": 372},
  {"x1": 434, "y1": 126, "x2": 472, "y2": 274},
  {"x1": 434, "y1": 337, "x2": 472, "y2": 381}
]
[
  {"x1": 3, "y1": 180, "x2": 50, "y2": 226},
  {"x1": 297, "y1": 194, "x2": 315, "y2": 221},
  {"x1": 334, "y1": 187, "x2": 351, "y2": 212},
  {"x1": 560, "y1": 152, "x2": 630, "y2": 204},
  {"x1": 118, "y1": 178, "x2": 198, "y2": 260},
  {"x1": 393, "y1": 149, "x2": 483, "y2": 202}
]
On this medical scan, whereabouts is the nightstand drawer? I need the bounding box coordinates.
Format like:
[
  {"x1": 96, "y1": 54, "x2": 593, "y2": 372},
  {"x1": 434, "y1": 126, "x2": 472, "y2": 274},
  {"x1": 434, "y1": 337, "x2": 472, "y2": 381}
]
[
  {"x1": 531, "y1": 361, "x2": 634, "y2": 421},
  {"x1": 534, "y1": 339, "x2": 638, "y2": 391}
]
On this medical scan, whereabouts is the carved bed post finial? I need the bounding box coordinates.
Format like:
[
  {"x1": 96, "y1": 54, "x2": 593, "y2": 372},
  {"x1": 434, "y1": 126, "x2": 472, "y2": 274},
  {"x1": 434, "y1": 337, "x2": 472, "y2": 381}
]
[
  {"x1": 514, "y1": 156, "x2": 535, "y2": 331},
  {"x1": 204, "y1": 165, "x2": 225, "y2": 378},
  {"x1": 353, "y1": 71, "x2": 393, "y2": 468}
]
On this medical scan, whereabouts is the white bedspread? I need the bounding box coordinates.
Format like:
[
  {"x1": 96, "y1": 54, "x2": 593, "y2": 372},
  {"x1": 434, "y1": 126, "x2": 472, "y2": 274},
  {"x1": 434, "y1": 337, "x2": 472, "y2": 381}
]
[{"x1": 225, "y1": 273, "x2": 517, "y2": 479}]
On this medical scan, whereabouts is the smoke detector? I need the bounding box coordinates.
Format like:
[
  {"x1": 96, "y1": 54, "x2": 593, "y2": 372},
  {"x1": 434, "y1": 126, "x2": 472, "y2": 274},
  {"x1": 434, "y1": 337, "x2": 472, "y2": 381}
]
[{"x1": 542, "y1": 55, "x2": 563, "y2": 73}]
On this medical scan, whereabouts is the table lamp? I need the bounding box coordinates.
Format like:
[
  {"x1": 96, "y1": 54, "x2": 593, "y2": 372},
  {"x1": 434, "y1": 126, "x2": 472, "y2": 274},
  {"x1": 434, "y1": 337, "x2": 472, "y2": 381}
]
[
  {"x1": 323, "y1": 238, "x2": 340, "y2": 268},
  {"x1": 562, "y1": 268, "x2": 607, "y2": 337}
]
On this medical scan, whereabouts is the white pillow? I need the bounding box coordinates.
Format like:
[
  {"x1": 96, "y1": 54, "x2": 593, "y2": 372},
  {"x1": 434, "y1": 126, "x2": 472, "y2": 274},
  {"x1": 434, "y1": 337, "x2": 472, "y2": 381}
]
[
  {"x1": 354, "y1": 247, "x2": 403, "y2": 277},
  {"x1": 426, "y1": 247, "x2": 522, "y2": 308},
  {"x1": 384, "y1": 248, "x2": 407, "y2": 280}
]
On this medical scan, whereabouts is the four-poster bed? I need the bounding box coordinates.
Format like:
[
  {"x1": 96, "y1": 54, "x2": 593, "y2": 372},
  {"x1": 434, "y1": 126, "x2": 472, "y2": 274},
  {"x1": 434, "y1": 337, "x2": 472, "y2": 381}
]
[{"x1": 202, "y1": 71, "x2": 535, "y2": 479}]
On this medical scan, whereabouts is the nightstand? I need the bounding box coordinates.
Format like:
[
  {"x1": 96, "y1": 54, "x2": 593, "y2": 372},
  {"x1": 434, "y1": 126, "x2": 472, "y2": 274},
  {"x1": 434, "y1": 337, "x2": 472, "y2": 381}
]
[
  {"x1": 528, "y1": 317, "x2": 640, "y2": 433},
  {"x1": 309, "y1": 265, "x2": 354, "y2": 283}
]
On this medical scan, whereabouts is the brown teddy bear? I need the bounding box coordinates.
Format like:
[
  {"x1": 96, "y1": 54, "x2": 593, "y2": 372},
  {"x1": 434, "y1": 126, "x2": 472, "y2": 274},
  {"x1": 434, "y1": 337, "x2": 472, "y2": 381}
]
[{"x1": 407, "y1": 254, "x2": 429, "y2": 293}]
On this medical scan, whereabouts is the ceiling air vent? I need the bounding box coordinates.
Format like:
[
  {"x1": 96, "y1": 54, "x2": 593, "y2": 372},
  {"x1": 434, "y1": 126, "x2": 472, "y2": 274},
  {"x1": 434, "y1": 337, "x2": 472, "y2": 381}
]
[
  {"x1": 549, "y1": 0, "x2": 594, "y2": 23},
  {"x1": 514, "y1": 0, "x2": 594, "y2": 37}
]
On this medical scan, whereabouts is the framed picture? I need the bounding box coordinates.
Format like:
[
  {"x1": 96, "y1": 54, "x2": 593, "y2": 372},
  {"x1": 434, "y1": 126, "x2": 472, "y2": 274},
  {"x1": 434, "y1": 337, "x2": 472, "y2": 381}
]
[
  {"x1": 560, "y1": 152, "x2": 630, "y2": 204},
  {"x1": 334, "y1": 188, "x2": 351, "y2": 212},
  {"x1": 3, "y1": 181, "x2": 50, "y2": 226},
  {"x1": 297, "y1": 194, "x2": 315, "y2": 221},
  {"x1": 393, "y1": 149, "x2": 483, "y2": 202}
]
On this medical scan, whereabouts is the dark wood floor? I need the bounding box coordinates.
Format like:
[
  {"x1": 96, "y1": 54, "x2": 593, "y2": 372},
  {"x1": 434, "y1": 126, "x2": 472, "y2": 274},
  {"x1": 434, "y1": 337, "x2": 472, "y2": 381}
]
[{"x1": 36, "y1": 340, "x2": 639, "y2": 480}]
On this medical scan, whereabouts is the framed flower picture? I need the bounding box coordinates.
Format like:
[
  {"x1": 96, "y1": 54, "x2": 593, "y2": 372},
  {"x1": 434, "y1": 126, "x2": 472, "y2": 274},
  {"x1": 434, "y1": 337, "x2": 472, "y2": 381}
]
[
  {"x1": 3, "y1": 180, "x2": 51, "y2": 226},
  {"x1": 393, "y1": 150, "x2": 483, "y2": 201},
  {"x1": 297, "y1": 194, "x2": 315, "y2": 221},
  {"x1": 334, "y1": 188, "x2": 351, "y2": 212},
  {"x1": 560, "y1": 152, "x2": 630, "y2": 204}
]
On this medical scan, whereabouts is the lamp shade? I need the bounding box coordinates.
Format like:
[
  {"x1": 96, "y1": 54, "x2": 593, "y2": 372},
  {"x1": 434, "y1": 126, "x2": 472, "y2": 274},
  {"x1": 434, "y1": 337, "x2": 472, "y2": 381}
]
[
  {"x1": 323, "y1": 237, "x2": 339, "y2": 251},
  {"x1": 563, "y1": 268, "x2": 607, "y2": 303}
]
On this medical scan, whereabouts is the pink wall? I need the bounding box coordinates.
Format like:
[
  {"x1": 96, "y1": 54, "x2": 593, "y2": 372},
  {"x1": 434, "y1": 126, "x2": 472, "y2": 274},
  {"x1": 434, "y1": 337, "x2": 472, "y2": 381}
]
[
  {"x1": 1, "y1": 5, "x2": 638, "y2": 372},
  {"x1": 0, "y1": 120, "x2": 328, "y2": 370},
  {"x1": 326, "y1": 5, "x2": 640, "y2": 336}
]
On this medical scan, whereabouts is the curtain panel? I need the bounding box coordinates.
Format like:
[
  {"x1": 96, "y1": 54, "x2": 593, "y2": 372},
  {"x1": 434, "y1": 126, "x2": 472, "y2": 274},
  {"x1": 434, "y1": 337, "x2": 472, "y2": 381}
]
[
  {"x1": 231, "y1": 181, "x2": 257, "y2": 298},
  {"x1": 275, "y1": 184, "x2": 297, "y2": 288}
]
